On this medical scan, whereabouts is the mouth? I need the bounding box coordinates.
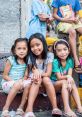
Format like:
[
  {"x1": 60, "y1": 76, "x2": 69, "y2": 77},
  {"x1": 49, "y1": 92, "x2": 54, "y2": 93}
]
[
  {"x1": 20, "y1": 54, "x2": 25, "y2": 56},
  {"x1": 60, "y1": 55, "x2": 67, "y2": 58}
]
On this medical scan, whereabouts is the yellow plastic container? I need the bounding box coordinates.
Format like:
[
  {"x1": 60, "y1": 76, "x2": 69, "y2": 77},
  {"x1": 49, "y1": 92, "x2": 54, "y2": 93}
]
[
  {"x1": 79, "y1": 10, "x2": 82, "y2": 18},
  {"x1": 70, "y1": 88, "x2": 82, "y2": 109},
  {"x1": 78, "y1": 36, "x2": 82, "y2": 57},
  {"x1": 46, "y1": 37, "x2": 59, "y2": 46}
]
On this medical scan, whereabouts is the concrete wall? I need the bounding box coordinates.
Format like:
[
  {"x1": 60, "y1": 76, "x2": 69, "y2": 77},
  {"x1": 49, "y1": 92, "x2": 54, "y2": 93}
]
[
  {"x1": 0, "y1": 0, "x2": 21, "y2": 53},
  {"x1": 0, "y1": 0, "x2": 82, "y2": 53}
]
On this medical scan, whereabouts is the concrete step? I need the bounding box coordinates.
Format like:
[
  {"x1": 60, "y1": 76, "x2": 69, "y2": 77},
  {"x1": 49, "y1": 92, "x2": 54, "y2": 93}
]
[{"x1": 0, "y1": 91, "x2": 63, "y2": 112}]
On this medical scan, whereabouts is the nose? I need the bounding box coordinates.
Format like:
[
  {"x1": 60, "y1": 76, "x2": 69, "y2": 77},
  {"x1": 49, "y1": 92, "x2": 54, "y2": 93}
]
[
  {"x1": 61, "y1": 50, "x2": 65, "y2": 54},
  {"x1": 33, "y1": 46, "x2": 38, "y2": 50},
  {"x1": 20, "y1": 49, "x2": 24, "y2": 53}
]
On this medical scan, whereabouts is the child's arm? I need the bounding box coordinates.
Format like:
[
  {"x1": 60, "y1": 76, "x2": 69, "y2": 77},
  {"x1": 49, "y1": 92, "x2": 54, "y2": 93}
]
[
  {"x1": 38, "y1": 13, "x2": 49, "y2": 22},
  {"x1": 23, "y1": 68, "x2": 28, "y2": 80},
  {"x1": 67, "y1": 68, "x2": 74, "y2": 84},
  {"x1": 53, "y1": 8, "x2": 76, "y2": 23},
  {"x1": 3, "y1": 60, "x2": 12, "y2": 81},
  {"x1": 42, "y1": 63, "x2": 52, "y2": 77},
  {"x1": 55, "y1": 72, "x2": 67, "y2": 80},
  {"x1": 32, "y1": 67, "x2": 41, "y2": 79},
  {"x1": 55, "y1": 68, "x2": 73, "y2": 80}
]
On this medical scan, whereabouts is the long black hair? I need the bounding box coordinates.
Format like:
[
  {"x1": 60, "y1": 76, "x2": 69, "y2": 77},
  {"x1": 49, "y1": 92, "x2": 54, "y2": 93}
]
[
  {"x1": 11, "y1": 38, "x2": 28, "y2": 64},
  {"x1": 28, "y1": 33, "x2": 48, "y2": 68}
]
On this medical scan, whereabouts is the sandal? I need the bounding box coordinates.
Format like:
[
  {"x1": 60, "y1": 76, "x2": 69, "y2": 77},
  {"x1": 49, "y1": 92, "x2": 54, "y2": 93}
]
[
  {"x1": 74, "y1": 65, "x2": 82, "y2": 73},
  {"x1": 24, "y1": 112, "x2": 36, "y2": 117},
  {"x1": 75, "y1": 109, "x2": 82, "y2": 116},
  {"x1": 52, "y1": 108, "x2": 62, "y2": 117},
  {"x1": 15, "y1": 108, "x2": 24, "y2": 116},
  {"x1": 63, "y1": 111, "x2": 77, "y2": 117},
  {"x1": 1, "y1": 110, "x2": 10, "y2": 117}
]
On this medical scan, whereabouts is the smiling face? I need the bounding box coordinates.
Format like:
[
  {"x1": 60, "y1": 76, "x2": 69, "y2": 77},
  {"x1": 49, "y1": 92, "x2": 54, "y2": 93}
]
[
  {"x1": 30, "y1": 38, "x2": 43, "y2": 57},
  {"x1": 55, "y1": 43, "x2": 70, "y2": 60},
  {"x1": 15, "y1": 41, "x2": 28, "y2": 59}
]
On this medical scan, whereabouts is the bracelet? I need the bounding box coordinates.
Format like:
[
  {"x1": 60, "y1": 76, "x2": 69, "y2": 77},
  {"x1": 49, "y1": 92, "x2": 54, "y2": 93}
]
[{"x1": 66, "y1": 75, "x2": 72, "y2": 79}]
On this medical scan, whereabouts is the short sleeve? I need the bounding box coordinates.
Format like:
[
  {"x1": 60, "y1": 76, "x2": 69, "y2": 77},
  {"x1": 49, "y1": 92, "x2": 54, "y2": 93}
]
[
  {"x1": 52, "y1": 59, "x2": 60, "y2": 73},
  {"x1": 68, "y1": 58, "x2": 74, "y2": 68},
  {"x1": 51, "y1": 0, "x2": 59, "y2": 8},
  {"x1": 7, "y1": 56, "x2": 14, "y2": 66},
  {"x1": 74, "y1": 0, "x2": 81, "y2": 11},
  {"x1": 32, "y1": 0, "x2": 43, "y2": 15},
  {"x1": 46, "y1": 52, "x2": 54, "y2": 63}
]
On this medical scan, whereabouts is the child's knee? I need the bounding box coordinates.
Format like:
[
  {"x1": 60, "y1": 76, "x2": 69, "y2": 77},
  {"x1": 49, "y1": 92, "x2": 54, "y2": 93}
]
[
  {"x1": 43, "y1": 77, "x2": 52, "y2": 86},
  {"x1": 13, "y1": 82, "x2": 22, "y2": 90},
  {"x1": 69, "y1": 28, "x2": 76, "y2": 37},
  {"x1": 62, "y1": 80, "x2": 68, "y2": 88}
]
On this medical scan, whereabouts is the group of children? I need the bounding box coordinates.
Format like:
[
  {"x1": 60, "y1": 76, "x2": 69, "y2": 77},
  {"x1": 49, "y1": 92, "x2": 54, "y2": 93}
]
[
  {"x1": 26, "y1": 0, "x2": 82, "y2": 72},
  {"x1": 1, "y1": 33, "x2": 82, "y2": 117},
  {"x1": 1, "y1": 0, "x2": 82, "y2": 117}
]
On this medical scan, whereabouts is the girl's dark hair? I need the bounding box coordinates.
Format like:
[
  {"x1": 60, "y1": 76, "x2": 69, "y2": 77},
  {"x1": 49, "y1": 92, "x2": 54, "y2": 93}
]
[
  {"x1": 28, "y1": 33, "x2": 48, "y2": 68},
  {"x1": 53, "y1": 39, "x2": 72, "y2": 68},
  {"x1": 11, "y1": 38, "x2": 28, "y2": 64},
  {"x1": 54, "y1": 39, "x2": 71, "y2": 59}
]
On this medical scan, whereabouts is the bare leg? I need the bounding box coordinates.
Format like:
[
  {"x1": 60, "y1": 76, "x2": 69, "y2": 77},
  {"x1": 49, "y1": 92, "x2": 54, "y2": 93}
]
[
  {"x1": 25, "y1": 78, "x2": 42, "y2": 112},
  {"x1": 76, "y1": 27, "x2": 82, "y2": 34},
  {"x1": 54, "y1": 80, "x2": 76, "y2": 114},
  {"x1": 42, "y1": 77, "x2": 57, "y2": 109},
  {"x1": 3, "y1": 81, "x2": 22, "y2": 110},
  {"x1": 18, "y1": 85, "x2": 30, "y2": 109},
  {"x1": 67, "y1": 28, "x2": 79, "y2": 65},
  {"x1": 72, "y1": 83, "x2": 82, "y2": 111}
]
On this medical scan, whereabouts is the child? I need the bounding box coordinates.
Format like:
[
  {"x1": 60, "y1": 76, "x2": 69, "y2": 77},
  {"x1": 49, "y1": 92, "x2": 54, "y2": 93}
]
[
  {"x1": 23, "y1": 33, "x2": 62, "y2": 117},
  {"x1": 52, "y1": 0, "x2": 82, "y2": 72},
  {"x1": 1, "y1": 38, "x2": 32, "y2": 117},
  {"x1": 26, "y1": 0, "x2": 53, "y2": 39},
  {"x1": 51, "y1": 39, "x2": 82, "y2": 117}
]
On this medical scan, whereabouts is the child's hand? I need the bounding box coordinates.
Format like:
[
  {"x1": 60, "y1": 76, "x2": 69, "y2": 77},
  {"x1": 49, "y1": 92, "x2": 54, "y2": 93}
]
[
  {"x1": 32, "y1": 69, "x2": 42, "y2": 84},
  {"x1": 66, "y1": 75, "x2": 74, "y2": 92},
  {"x1": 67, "y1": 83, "x2": 72, "y2": 92},
  {"x1": 67, "y1": 77, "x2": 73, "y2": 84},
  {"x1": 48, "y1": 17, "x2": 54, "y2": 23},
  {"x1": 39, "y1": 13, "x2": 49, "y2": 21}
]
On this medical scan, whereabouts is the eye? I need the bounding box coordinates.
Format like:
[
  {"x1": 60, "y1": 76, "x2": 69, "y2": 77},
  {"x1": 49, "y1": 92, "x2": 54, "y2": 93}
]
[
  {"x1": 23, "y1": 47, "x2": 27, "y2": 50},
  {"x1": 17, "y1": 47, "x2": 21, "y2": 50},
  {"x1": 64, "y1": 48, "x2": 68, "y2": 51},
  {"x1": 57, "y1": 49, "x2": 61, "y2": 52},
  {"x1": 35, "y1": 43, "x2": 40, "y2": 46}
]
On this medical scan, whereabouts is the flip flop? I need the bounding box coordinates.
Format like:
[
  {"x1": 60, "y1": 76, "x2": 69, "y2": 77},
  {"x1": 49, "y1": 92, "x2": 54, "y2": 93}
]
[
  {"x1": 1, "y1": 110, "x2": 10, "y2": 117},
  {"x1": 75, "y1": 109, "x2": 82, "y2": 116},
  {"x1": 52, "y1": 108, "x2": 62, "y2": 117},
  {"x1": 15, "y1": 108, "x2": 24, "y2": 117},
  {"x1": 63, "y1": 111, "x2": 77, "y2": 117},
  {"x1": 24, "y1": 112, "x2": 36, "y2": 117},
  {"x1": 74, "y1": 65, "x2": 82, "y2": 73}
]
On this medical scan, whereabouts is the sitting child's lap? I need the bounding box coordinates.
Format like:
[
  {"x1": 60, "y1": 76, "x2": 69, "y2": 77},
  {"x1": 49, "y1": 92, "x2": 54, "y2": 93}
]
[
  {"x1": 57, "y1": 21, "x2": 82, "y2": 33},
  {"x1": 2, "y1": 81, "x2": 16, "y2": 93},
  {"x1": 2, "y1": 79, "x2": 31, "y2": 94}
]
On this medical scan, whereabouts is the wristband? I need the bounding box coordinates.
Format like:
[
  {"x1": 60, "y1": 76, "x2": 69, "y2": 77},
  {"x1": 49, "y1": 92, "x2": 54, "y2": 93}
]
[{"x1": 66, "y1": 75, "x2": 72, "y2": 79}]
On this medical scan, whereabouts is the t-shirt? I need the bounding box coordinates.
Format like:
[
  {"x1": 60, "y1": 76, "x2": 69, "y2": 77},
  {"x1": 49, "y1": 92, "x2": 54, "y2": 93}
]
[
  {"x1": 28, "y1": 52, "x2": 54, "y2": 77},
  {"x1": 26, "y1": 0, "x2": 51, "y2": 39},
  {"x1": 51, "y1": 0, "x2": 81, "y2": 24},
  {"x1": 50, "y1": 57, "x2": 74, "y2": 81},
  {"x1": 1, "y1": 56, "x2": 27, "y2": 85}
]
